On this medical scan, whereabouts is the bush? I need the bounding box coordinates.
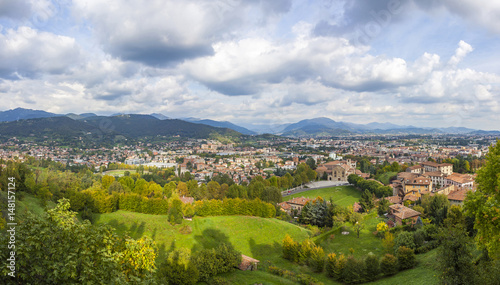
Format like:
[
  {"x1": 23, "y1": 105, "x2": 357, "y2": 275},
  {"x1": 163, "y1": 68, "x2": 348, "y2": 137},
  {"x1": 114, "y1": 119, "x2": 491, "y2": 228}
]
[
  {"x1": 415, "y1": 239, "x2": 439, "y2": 254},
  {"x1": 326, "y1": 253, "x2": 337, "y2": 279},
  {"x1": 308, "y1": 246, "x2": 325, "y2": 273},
  {"x1": 342, "y1": 256, "x2": 365, "y2": 284},
  {"x1": 283, "y1": 235, "x2": 300, "y2": 262},
  {"x1": 365, "y1": 253, "x2": 380, "y2": 281},
  {"x1": 156, "y1": 249, "x2": 199, "y2": 285},
  {"x1": 268, "y1": 266, "x2": 295, "y2": 279},
  {"x1": 380, "y1": 254, "x2": 398, "y2": 276},
  {"x1": 394, "y1": 231, "x2": 416, "y2": 251},
  {"x1": 397, "y1": 246, "x2": 416, "y2": 270},
  {"x1": 296, "y1": 273, "x2": 324, "y2": 285},
  {"x1": 192, "y1": 243, "x2": 241, "y2": 282}
]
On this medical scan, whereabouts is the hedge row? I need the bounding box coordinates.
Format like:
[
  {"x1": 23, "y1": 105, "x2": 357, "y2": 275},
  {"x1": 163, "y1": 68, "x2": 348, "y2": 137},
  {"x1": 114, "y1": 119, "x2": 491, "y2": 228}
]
[
  {"x1": 326, "y1": 246, "x2": 416, "y2": 284},
  {"x1": 194, "y1": 198, "x2": 276, "y2": 218}
]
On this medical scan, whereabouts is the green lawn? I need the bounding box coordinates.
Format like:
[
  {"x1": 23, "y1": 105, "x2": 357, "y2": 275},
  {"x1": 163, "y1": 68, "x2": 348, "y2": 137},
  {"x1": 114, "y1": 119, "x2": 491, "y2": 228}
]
[
  {"x1": 16, "y1": 193, "x2": 55, "y2": 217},
  {"x1": 284, "y1": 186, "x2": 362, "y2": 207},
  {"x1": 315, "y1": 212, "x2": 385, "y2": 258},
  {"x1": 369, "y1": 249, "x2": 440, "y2": 285},
  {"x1": 19, "y1": 195, "x2": 440, "y2": 285},
  {"x1": 377, "y1": 172, "x2": 398, "y2": 185},
  {"x1": 93, "y1": 211, "x2": 311, "y2": 261}
]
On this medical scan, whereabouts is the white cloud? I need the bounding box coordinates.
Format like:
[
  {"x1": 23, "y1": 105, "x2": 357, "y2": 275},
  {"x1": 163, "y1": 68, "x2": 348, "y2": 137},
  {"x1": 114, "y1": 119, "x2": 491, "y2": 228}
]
[
  {"x1": 0, "y1": 26, "x2": 81, "y2": 78},
  {"x1": 448, "y1": 40, "x2": 473, "y2": 66}
]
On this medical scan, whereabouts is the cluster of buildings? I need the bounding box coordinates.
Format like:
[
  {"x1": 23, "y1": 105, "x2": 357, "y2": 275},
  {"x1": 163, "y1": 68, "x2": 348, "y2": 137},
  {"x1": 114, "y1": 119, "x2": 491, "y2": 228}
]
[{"x1": 391, "y1": 161, "x2": 475, "y2": 204}]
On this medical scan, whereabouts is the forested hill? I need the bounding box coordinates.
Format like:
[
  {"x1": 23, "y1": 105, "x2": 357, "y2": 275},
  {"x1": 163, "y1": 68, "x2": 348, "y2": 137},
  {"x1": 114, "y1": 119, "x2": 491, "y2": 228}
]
[{"x1": 0, "y1": 115, "x2": 242, "y2": 142}]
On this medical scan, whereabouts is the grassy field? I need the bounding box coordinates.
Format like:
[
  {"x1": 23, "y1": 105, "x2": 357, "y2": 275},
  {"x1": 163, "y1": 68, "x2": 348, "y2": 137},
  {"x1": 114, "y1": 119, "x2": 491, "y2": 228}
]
[
  {"x1": 315, "y1": 212, "x2": 385, "y2": 258},
  {"x1": 17, "y1": 194, "x2": 439, "y2": 284},
  {"x1": 93, "y1": 211, "x2": 311, "y2": 261},
  {"x1": 16, "y1": 193, "x2": 55, "y2": 217},
  {"x1": 369, "y1": 249, "x2": 439, "y2": 285},
  {"x1": 283, "y1": 186, "x2": 361, "y2": 207},
  {"x1": 376, "y1": 172, "x2": 398, "y2": 185}
]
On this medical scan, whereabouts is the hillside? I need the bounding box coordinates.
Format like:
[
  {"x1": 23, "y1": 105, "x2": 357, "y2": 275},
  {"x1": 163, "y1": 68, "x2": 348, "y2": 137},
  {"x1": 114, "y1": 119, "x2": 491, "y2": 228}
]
[
  {"x1": 0, "y1": 114, "x2": 242, "y2": 142},
  {"x1": 93, "y1": 211, "x2": 311, "y2": 259},
  {"x1": 0, "y1": 116, "x2": 98, "y2": 140},
  {"x1": 0, "y1": 107, "x2": 59, "y2": 122}
]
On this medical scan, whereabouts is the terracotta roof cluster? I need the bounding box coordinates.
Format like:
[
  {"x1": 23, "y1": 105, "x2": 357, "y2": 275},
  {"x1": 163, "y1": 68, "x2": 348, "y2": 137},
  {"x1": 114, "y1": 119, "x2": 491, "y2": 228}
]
[
  {"x1": 447, "y1": 188, "x2": 471, "y2": 202},
  {"x1": 447, "y1": 173, "x2": 474, "y2": 184},
  {"x1": 278, "y1": 201, "x2": 292, "y2": 210},
  {"x1": 179, "y1": 196, "x2": 194, "y2": 204},
  {"x1": 389, "y1": 204, "x2": 421, "y2": 219},
  {"x1": 287, "y1": 197, "x2": 312, "y2": 206},
  {"x1": 384, "y1": 196, "x2": 402, "y2": 204}
]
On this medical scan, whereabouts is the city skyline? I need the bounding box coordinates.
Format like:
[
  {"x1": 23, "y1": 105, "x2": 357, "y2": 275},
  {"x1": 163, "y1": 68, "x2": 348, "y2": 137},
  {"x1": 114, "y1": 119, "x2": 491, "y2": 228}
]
[{"x1": 1, "y1": 0, "x2": 500, "y2": 130}]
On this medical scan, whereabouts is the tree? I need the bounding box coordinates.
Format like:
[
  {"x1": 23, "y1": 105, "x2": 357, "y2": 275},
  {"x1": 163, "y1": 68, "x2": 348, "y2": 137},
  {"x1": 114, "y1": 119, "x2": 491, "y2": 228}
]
[
  {"x1": 156, "y1": 249, "x2": 199, "y2": 285},
  {"x1": 101, "y1": 175, "x2": 115, "y2": 190},
  {"x1": 437, "y1": 226, "x2": 476, "y2": 284},
  {"x1": 177, "y1": 181, "x2": 189, "y2": 196},
  {"x1": 382, "y1": 232, "x2": 395, "y2": 253},
  {"x1": 377, "y1": 198, "x2": 391, "y2": 216},
  {"x1": 464, "y1": 140, "x2": 500, "y2": 259},
  {"x1": 207, "y1": 181, "x2": 222, "y2": 199},
  {"x1": 0, "y1": 199, "x2": 157, "y2": 284},
  {"x1": 360, "y1": 189, "x2": 375, "y2": 212},
  {"x1": 306, "y1": 158, "x2": 317, "y2": 170},
  {"x1": 168, "y1": 198, "x2": 184, "y2": 225},
  {"x1": 350, "y1": 212, "x2": 365, "y2": 238}
]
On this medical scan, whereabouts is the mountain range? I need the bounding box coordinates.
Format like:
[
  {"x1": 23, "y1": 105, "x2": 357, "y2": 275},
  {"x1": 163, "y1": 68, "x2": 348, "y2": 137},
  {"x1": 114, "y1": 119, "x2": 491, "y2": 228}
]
[{"x1": 0, "y1": 108, "x2": 498, "y2": 138}]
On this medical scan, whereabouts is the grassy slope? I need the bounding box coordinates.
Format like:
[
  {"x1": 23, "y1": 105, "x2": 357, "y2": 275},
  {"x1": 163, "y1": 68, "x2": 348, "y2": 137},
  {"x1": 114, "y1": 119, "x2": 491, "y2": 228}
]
[
  {"x1": 283, "y1": 186, "x2": 361, "y2": 207},
  {"x1": 18, "y1": 192, "x2": 438, "y2": 285},
  {"x1": 16, "y1": 193, "x2": 55, "y2": 217},
  {"x1": 316, "y1": 212, "x2": 385, "y2": 258},
  {"x1": 377, "y1": 172, "x2": 398, "y2": 185},
  {"x1": 93, "y1": 212, "x2": 311, "y2": 260},
  {"x1": 369, "y1": 249, "x2": 439, "y2": 285}
]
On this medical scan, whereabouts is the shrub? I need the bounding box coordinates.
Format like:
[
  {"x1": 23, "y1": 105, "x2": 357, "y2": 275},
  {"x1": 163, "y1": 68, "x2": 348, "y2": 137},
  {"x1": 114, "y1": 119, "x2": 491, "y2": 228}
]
[
  {"x1": 365, "y1": 253, "x2": 380, "y2": 281},
  {"x1": 394, "y1": 231, "x2": 416, "y2": 251},
  {"x1": 342, "y1": 255, "x2": 365, "y2": 284},
  {"x1": 283, "y1": 235, "x2": 300, "y2": 262},
  {"x1": 326, "y1": 253, "x2": 337, "y2": 279},
  {"x1": 156, "y1": 249, "x2": 199, "y2": 285},
  {"x1": 415, "y1": 239, "x2": 439, "y2": 254},
  {"x1": 308, "y1": 246, "x2": 325, "y2": 273},
  {"x1": 296, "y1": 273, "x2": 324, "y2": 285},
  {"x1": 380, "y1": 254, "x2": 398, "y2": 276},
  {"x1": 397, "y1": 246, "x2": 416, "y2": 270},
  {"x1": 299, "y1": 239, "x2": 316, "y2": 264}
]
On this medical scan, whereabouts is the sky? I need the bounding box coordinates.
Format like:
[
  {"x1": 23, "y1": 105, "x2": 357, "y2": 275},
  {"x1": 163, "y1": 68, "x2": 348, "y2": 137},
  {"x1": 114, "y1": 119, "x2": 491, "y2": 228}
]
[{"x1": 1, "y1": 0, "x2": 500, "y2": 131}]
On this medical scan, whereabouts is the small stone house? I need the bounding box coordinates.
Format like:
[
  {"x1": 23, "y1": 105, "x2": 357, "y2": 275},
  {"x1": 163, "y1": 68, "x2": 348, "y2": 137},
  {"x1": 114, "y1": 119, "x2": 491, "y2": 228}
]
[
  {"x1": 388, "y1": 204, "x2": 421, "y2": 226},
  {"x1": 239, "y1": 255, "x2": 259, "y2": 271}
]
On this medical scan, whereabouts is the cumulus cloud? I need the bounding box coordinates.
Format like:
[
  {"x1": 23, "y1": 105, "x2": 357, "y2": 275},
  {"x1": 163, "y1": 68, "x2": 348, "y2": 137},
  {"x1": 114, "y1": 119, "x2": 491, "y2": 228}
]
[
  {"x1": 448, "y1": 40, "x2": 473, "y2": 66},
  {"x1": 0, "y1": 26, "x2": 81, "y2": 79},
  {"x1": 72, "y1": 0, "x2": 292, "y2": 66}
]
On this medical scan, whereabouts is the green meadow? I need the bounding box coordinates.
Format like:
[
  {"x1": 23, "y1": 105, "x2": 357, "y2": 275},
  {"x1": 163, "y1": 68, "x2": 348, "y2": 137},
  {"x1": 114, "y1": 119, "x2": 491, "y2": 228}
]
[{"x1": 284, "y1": 185, "x2": 362, "y2": 207}]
